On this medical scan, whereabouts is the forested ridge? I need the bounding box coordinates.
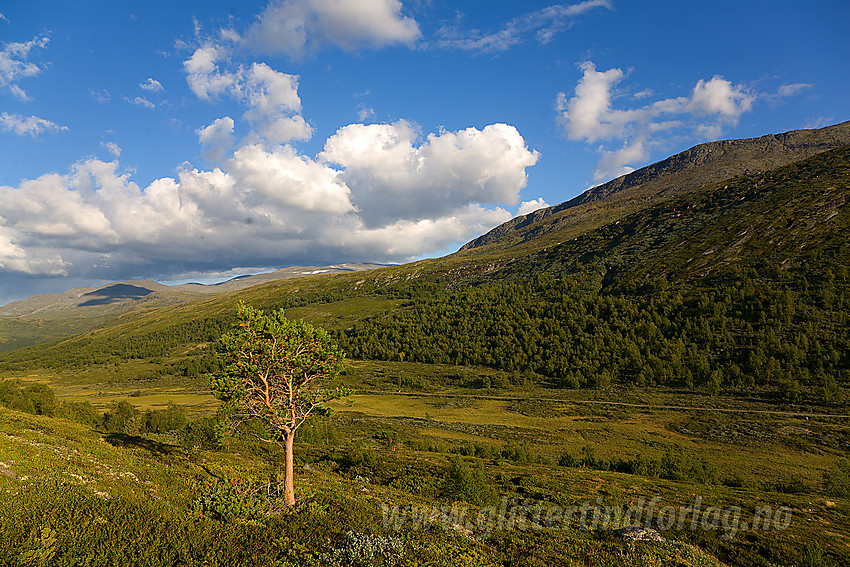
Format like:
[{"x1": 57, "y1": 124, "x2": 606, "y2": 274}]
[
  {"x1": 338, "y1": 270, "x2": 848, "y2": 399},
  {"x1": 339, "y1": 146, "x2": 850, "y2": 399}
]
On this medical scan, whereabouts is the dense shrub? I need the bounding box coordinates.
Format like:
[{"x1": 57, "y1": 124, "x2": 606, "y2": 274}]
[
  {"x1": 57, "y1": 400, "x2": 101, "y2": 427},
  {"x1": 338, "y1": 269, "x2": 849, "y2": 398},
  {"x1": 824, "y1": 459, "x2": 850, "y2": 497},
  {"x1": 0, "y1": 380, "x2": 58, "y2": 416},
  {"x1": 339, "y1": 443, "x2": 378, "y2": 475},
  {"x1": 102, "y1": 400, "x2": 143, "y2": 434},
  {"x1": 144, "y1": 403, "x2": 187, "y2": 434},
  {"x1": 441, "y1": 455, "x2": 494, "y2": 506},
  {"x1": 558, "y1": 445, "x2": 718, "y2": 485},
  {"x1": 180, "y1": 416, "x2": 220, "y2": 450}
]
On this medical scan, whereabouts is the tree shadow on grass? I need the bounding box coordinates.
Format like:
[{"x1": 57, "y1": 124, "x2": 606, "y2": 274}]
[{"x1": 103, "y1": 433, "x2": 180, "y2": 456}]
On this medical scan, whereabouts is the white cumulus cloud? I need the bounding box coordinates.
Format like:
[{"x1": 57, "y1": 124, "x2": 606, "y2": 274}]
[
  {"x1": 197, "y1": 116, "x2": 235, "y2": 162},
  {"x1": 241, "y1": 62, "x2": 313, "y2": 143},
  {"x1": 517, "y1": 198, "x2": 550, "y2": 216},
  {"x1": 0, "y1": 120, "x2": 537, "y2": 283},
  {"x1": 183, "y1": 49, "x2": 312, "y2": 144},
  {"x1": 557, "y1": 61, "x2": 757, "y2": 182},
  {"x1": 183, "y1": 44, "x2": 237, "y2": 100},
  {"x1": 321, "y1": 120, "x2": 539, "y2": 226},
  {"x1": 243, "y1": 0, "x2": 420, "y2": 59}
]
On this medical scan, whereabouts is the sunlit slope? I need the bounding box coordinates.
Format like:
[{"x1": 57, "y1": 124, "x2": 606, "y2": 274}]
[
  {"x1": 0, "y1": 264, "x2": 385, "y2": 353},
  {"x1": 459, "y1": 121, "x2": 850, "y2": 259},
  {"x1": 491, "y1": 142, "x2": 850, "y2": 286}
]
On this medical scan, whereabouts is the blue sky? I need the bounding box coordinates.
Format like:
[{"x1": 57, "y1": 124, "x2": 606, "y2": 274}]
[{"x1": 1, "y1": 0, "x2": 848, "y2": 305}]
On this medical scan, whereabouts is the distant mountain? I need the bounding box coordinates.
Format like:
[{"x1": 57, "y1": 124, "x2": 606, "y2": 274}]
[
  {"x1": 460, "y1": 121, "x2": 850, "y2": 254},
  {"x1": 0, "y1": 280, "x2": 186, "y2": 320},
  {"x1": 0, "y1": 263, "x2": 385, "y2": 352},
  {"x1": 171, "y1": 263, "x2": 387, "y2": 294},
  {"x1": 0, "y1": 263, "x2": 385, "y2": 319}
]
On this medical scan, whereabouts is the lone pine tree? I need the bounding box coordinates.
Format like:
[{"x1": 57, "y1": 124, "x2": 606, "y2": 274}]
[{"x1": 210, "y1": 302, "x2": 347, "y2": 505}]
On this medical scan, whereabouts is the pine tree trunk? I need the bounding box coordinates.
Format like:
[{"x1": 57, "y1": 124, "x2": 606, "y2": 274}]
[{"x1": 284, "y1": 429, "x2": 296, "y2": 506}]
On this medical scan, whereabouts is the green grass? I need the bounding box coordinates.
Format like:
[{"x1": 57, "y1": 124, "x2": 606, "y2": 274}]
[{"x1": 1, "y1": 391, "x2": 848, "y2": 566}]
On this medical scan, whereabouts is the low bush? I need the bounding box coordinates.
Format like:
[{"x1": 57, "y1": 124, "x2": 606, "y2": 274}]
[
  {"x1": 823, "y1": 459, "x2": 850, "y2": 497},
  {"x1": 558, "y1": 445, "x2": 718, "y2": 484},
  {"x1": 441, "y1": 455, "x2": 494, "y2": 506}
]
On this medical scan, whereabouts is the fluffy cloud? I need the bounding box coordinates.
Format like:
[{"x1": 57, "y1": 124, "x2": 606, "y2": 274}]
[
  {"x1": 517, "y1": 198, "x2": 550, "y2": 216},
  {"x1": 183, "y1": 49, "x2": 312, "y2": 144},
  {"x1": 0, "y1": 35, "x2": 49, "y2": 100},
  {"x1": 241, "y1": 62, "x2": 313, "y2": 142},
  {"x1": 228, "y1": 143, "x2": 353, "y2": 215},
  {"x1": 243, "y1": 0, "x2": 420, "y2": 59},
  {"x1": 197, "y1": 117, "x2": 235, "y2": 162},
  {"x1": 321, "y1": 121, "x2": 539, "y2": 226},
  {"x1": 557, "y1": 61, "x2": 757, "y2": 181},
  {"x1": 0, "y1": 121, "x2": 536, "y2": 282},
  {"x1": 183, "y1": 44, "x2": 237, "y2": 100},
  {"x1": 0, "y1": 112, "x2": 67, "y2": 137},
  {"x1": 435, "y1": 0, "x2": 611, "y2": 52}
]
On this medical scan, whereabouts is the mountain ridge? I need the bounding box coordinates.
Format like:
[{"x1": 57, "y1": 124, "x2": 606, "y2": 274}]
[
  {"x1": 0, "y1": 263, "x2": 386, "y2": 318},
  {"x1": 461, "y1": 120, "x2": 850, "y2": 253}
]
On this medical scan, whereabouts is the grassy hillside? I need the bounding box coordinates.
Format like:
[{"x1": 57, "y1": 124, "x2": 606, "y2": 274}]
[
  {"x1": 2, "y1": 384, "x2": 849, "y2": 566},
  {"x1": 339, "y1": 145, "x2": 850, "y2": 400},
  {"x1": 460, "y1": 121, "x2": 850, "y2": 256}
]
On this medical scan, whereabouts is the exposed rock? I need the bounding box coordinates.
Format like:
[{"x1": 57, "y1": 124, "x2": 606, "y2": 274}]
[{"x1": 615, "y1": 526, "x2": 666, "y2": 543}]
